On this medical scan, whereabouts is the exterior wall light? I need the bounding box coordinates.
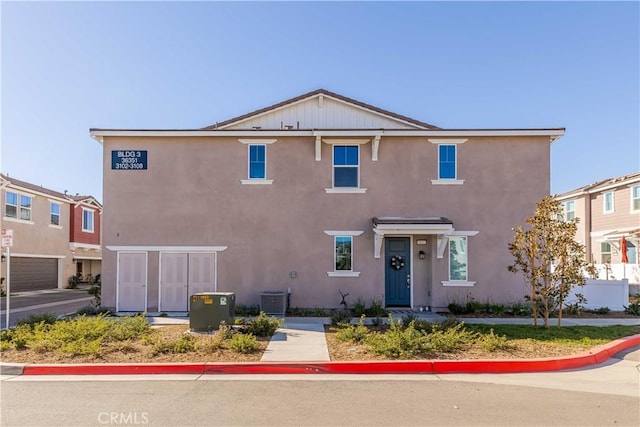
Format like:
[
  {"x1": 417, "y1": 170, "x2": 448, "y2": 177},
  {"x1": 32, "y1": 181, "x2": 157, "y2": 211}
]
[{"x1": 418, "y1": 250, "x2": 426, "y2": 260}]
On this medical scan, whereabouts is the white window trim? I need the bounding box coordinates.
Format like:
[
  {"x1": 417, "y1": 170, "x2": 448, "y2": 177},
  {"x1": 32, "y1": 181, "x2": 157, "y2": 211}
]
[
  {"x1": 603, "y1": 191, "x2": 614, "y2": 214},
  {"x1": 240, "y1": 179, "x2": 273, "y2": 185},
  {"x1": 437, "y1": 144, "x2": 458, "y2": 181},
  {"x1": 443, "y1": 235, "x2": 471, "y2": 285},
  {"x1": 429, "y1": 138, "x2": 466, "y2": 183},
  {"x1": 247, "y1": 144, "x2": 267, "y2": 180},
  {"x1": 331, "y1": 144, "x2": 362, "y2": 191},
  {"x1": 50, "y1": 201, "x2": 61, "y2": 226},
  {"x1": 82, "y1": 207, "x2": 95, "y2": 233},
  {"x1": 430, "y1": 179, "x2": 465, "y2": 185},
  {"x1": 631, "y1": 185, "x2": 640, "y2": 213},
  {"x1": 564, "y1": 200, "x2": 576, "y2": 222},
  {"x1": 4, "y1": 190, "x2": 34, "y2": 224},
  {"x1": 49, "y1": 224, "x2": 63, "y2": 230},
  {"x1": 442, "y1": 281, "x2": 476, "y2": 287},
  {"x1": 324, "y1": 187, "x2": 367, "y2": 194},
  {"x1": 3, "y1": 217, "x2": 34, "y2": 225},
  {"x1": 325, "y1": 232, "x2": 362, "y2": 277}
]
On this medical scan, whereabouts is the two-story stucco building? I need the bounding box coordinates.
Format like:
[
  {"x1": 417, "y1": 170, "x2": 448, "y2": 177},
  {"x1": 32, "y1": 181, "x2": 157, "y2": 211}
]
[
  {"x1": 0, "y1": 174, "x2": 102, "y2": 291},
  {"x1": 556, "y1": 172, "x2": 640, "y2": 289},
  {"x1": 91, "y1": 89, "x2": 564, "y2": 312}
]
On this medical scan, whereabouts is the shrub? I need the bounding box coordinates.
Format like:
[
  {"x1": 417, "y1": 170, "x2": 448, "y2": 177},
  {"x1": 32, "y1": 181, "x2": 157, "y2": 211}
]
[
  {"x1": 16, "y1": 313, "x2": 58, "y2": 329},
  {"x1": 235, "y1": 304, "x2": 260, "y2": 316},
  {"x1": 76, "y1": 305, "x2": 111, "y2": 316},
  {"x1": 590, "y1": 307, "x2": 611, "y2": 315},
  {"x1": 88, "y1": 276, "x2": 101, "y2": 307},
  {"x1": 366, "y1": 316, "x2": 427, "y2": 359},
  {"x1": 108, "y1": 315, "x2": 151, "y2": 341},
  {"x1": 624, "y1": 303, "x2": 640, "y2": 316},
  {"x1": 368, "y1": 298, "x2": 386, "y2": 317},
  {"x1": 330, "y1": 309, "x2": 352, "y2": 326},
  {"x1": 424, "y1": 322, "x2": 478, "y2": 353},
  {"x1": 335, "y1": 315, "x2": 370, "y2": 343},
  {"x1": 246, "y1": 312, "x2": 282, "y2": 337},
  {"x1": 228, "y1": 333, "x2": 259, "y2": 353},
  {"x1": 510, "y1": 302, "x2": 533, "y2": 317},
  {"x1": 479, "y1": 329, "x2": 515, "y2": 352},
  {"x1": 152, "y1": 334, "x2": 198, "y2": 355},
  {"x1": 352, "y1": 298, "x2": 366, "y2": 316},
  {"x1": 447, "y1": 301, "x2": 466, "y2": 315}
]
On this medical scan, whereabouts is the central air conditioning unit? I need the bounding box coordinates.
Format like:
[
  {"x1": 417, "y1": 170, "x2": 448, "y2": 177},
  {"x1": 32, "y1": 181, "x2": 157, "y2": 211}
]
[{"x1": 260, "y1": 291, "x2": 287, "y2": 316}]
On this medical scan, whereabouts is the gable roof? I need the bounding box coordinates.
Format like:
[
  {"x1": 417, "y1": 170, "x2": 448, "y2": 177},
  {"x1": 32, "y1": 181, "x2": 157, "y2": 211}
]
[
  {"x1": 556, "y1": 172, "x2": 640, "y2": 199},
  {"x1": 202, "y1": 88, "x2": 440, "y2": 130},
  {"x1": 0, "y1": 173, "x2": 101, "y2": 207}
]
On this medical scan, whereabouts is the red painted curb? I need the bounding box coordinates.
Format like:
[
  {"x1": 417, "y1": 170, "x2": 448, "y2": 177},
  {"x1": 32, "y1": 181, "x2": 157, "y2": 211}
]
[{"x1": 18, "y1": 334, "x2": 639, "y2": 376}]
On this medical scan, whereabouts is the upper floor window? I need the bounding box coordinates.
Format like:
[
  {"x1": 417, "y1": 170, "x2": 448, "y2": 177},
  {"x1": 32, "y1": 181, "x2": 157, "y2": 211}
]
[
  {"x1": 449, "y1": 236, "x2": 468, "y2": 281},
  {"x1": 438, "y1": 145, "x2": 457, "y2": 180},
  {"x1": 5, "y1": 191, "x2": 32, "y2": 222},
  {"x1": 603, "y1": 191, "x2": 614, "y2": 213},
  {"x1": 632, "y1": 185, "x2": 640, "y2": 212},
  {"x1": 600, "y1": 242, "x2": 611, "y2": 263},
  {"x1": 248, "y1": 144, "x2": 266, "y2": 179},
  {"x1": 563, "y1": 200, "x2": 575, "y2": 221},
  {"x1": 50, "y1": 202, "x2": 60, "y2": 226},
  {"x1": 82, "y1": 208, "x2": 94, "y2": 233},
  {"x1": 239, "y1": 138, "x2": 276, "y2": 185},
  {"x1": 333, "y1": 145, "x2": 359, "y2": 188},
  {"x1": 5, "y1": 191, "x2": 18, "y2": 218}
]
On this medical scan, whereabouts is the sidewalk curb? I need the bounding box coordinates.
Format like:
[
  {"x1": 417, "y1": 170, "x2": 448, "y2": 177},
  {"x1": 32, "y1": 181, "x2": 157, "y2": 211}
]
[{"x1": 6, "y1": 334, "x2": 638, "y2": 376}]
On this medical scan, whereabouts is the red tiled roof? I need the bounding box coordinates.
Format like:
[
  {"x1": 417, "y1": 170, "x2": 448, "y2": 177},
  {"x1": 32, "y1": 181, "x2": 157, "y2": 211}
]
[{"x1": 202, "y1": 88, "x2": 440, "y2": 130}]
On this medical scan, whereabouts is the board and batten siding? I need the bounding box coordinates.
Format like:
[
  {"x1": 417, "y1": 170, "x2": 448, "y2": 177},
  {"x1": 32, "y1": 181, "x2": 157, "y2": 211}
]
[{"x1": 224, "y1": 97, "x2": 419, "y2": 130}]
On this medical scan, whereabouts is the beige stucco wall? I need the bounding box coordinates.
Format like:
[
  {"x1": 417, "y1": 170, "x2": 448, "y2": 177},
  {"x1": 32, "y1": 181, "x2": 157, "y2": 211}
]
[
  {"x1": 590, "y1": 185, "x2": 640, "y2": 263},
  {"x1": 0, "y1": 188, "x2": 102, "y2": 289},
  {"x1": 101, "y1": 134, "x2": 550, "y2": 311},
  {"x1": 0, "y1": 189, "x2": 73, "y2": 287}
]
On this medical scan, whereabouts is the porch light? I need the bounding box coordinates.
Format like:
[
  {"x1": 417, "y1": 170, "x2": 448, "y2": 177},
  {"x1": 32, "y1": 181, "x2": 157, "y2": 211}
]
[{"x1": 419, "y1": 250, "x2": 426, "y2": 260}]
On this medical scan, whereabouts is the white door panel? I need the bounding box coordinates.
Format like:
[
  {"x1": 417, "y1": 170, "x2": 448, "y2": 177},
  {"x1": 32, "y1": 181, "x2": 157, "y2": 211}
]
[
  {"x1": 160, "y1": 253, "x2": 188, "y2": 311},
  {"x1": 188, "y1": 253, "x2": 216, "y2": 295},
  {"x1": 118, "y1": 253, "x2": 146, "y2": 312}
]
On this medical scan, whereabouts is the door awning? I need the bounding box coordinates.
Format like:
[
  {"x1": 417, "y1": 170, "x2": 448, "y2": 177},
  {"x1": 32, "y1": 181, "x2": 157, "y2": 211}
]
[{"x1": 372, "y1": 217, "x2": 456, "y2": 259}]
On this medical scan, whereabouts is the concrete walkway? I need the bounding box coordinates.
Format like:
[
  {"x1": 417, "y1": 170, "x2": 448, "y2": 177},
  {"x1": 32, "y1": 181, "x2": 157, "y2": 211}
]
[{"x1": 261, "y1": 319, "x2": 330, "y2": 362}]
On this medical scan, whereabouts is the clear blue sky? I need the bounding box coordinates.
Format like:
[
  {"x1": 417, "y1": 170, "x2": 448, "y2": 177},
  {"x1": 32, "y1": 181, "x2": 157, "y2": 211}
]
[{"x1": 2, "y1": 1, "x2": 638, "y2": 202}]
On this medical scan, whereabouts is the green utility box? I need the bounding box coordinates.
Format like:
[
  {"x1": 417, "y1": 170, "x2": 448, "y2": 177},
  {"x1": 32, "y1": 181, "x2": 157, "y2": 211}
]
[{"x1": 189, "y1": 292, "x2": 235, "y2": 332}]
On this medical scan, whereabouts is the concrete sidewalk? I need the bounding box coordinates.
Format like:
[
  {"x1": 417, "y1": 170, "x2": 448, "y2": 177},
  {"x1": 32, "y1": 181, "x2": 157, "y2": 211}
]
[{"x1": 261, "y1": 321, "x2": 330, "y2": 362}]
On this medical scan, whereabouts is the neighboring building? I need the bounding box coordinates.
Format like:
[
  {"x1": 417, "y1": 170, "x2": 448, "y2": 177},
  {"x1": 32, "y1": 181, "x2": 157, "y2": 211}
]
[
  {"x1": 556, "y1": 172, "x2": 640, "y2": 287},
  {"x1": 91, "y1": 89, "x2": 564, "y2": 313},
  {"x1": 0, "y1": 174, "x2": 102, "y2": 291}
]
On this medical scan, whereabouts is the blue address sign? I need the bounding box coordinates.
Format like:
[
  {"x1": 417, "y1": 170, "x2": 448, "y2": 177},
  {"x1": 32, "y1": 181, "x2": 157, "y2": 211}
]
[{"x1": 111, "y1": 150, "x2": 148, "y2": 170}]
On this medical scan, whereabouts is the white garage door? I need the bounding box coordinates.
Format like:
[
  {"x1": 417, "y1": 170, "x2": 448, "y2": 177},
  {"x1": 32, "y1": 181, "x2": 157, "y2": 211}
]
[{"x1": 117, "y1": 252, "x2": 147, "y2": 312}]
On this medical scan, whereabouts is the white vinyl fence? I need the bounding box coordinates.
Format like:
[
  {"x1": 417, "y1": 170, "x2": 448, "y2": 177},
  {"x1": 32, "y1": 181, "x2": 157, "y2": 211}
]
[{"x1": 567, "y1": 279, "x2": 629, "y2": 311}]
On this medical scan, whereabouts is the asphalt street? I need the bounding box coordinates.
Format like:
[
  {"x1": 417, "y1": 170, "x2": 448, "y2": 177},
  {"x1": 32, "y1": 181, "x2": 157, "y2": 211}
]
[{"x1": 0, "y1": 288, "x2": 93, "y2": 329}]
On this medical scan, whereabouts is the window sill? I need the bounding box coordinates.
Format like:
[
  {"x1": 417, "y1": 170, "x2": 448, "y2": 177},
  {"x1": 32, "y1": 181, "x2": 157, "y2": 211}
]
[
  {"x1": 240, "y1": 179, "x2": 273, "y2": 185},
  {"x1": 49, "y1": 224, "x2": 63, "y2": 230},
  {"x1": 441, "y1": 280, "x2": 475, "y2": 287},
  {"x1": 327, "y1": 271, "x2": 361, "y2": 278},
  {"x1": 82, "y1": 229, "x2": 95, "y2": 234},
  {"x1": 431, "y1": 179, "x2": 465, "y2": 185},
  {"x1": 3, "y1": 217, "x2": 34, "y2": 225},
  {"x1": 324, "y1": 188, "x2": 367, "y2": 194}
]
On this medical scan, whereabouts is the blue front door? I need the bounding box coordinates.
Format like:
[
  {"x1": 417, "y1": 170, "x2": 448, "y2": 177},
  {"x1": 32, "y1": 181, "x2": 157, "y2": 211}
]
[{"x1": 385, "y1": 237, "x2": 411, "y2": 307}]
